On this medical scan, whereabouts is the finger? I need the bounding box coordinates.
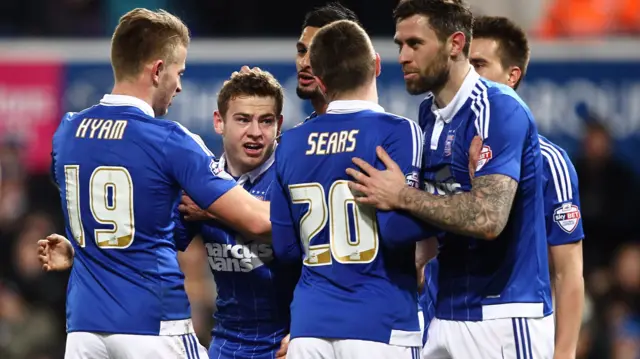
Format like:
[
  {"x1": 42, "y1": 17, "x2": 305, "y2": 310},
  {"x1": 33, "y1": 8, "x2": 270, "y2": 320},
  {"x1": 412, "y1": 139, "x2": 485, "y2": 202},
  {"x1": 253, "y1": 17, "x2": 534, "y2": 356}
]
[
  {"x1": 351, "y1": 157, "x2": 377, "y2": 176},
  {"x1": 177, "y1": 204, "x2": 188, "y2": 213},
  {"x1": 38, "y1": 247, "x2": 46, "y2": 255},
  {"x1": 251, "y1": 66, "x2": 262, "y2": 72},
  {"x1": 376, "y1": 146, "x2": 401, "y2": 171},
  {"x1": 353, "y1": 195, "x2": 376, "y2": 206},
  {"x1": 46, "y1": 233, "x2": 65, "y2": 243},
  {"x1": 43, "y1": 264, "x2": 50, "y2": 271},
  {"x1": 345, "y1": 168, "x2": 371, "y2": 186},
  {"x1": 39, "y1": 254, "x2": 49, "y2": 263},
  {"x1": 347, "y1": 181, "x2": 372, "y2": 197},
  {"x1": 181, "y1": 195, "x2": 196, "y2": 205},
  {"x1": 240, "y1": 65, "x2": 251, "y2": 73}
]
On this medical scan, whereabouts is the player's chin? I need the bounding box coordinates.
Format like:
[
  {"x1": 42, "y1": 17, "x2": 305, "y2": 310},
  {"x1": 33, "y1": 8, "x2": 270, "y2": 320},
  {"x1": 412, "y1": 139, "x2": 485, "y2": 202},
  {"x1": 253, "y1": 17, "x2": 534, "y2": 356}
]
[
  {"x1": 295, "y1": 85, "x2": 318, "y2": 100},
  {"x1": 405, "y1": 81, "x2": 429, "y2": 96}
]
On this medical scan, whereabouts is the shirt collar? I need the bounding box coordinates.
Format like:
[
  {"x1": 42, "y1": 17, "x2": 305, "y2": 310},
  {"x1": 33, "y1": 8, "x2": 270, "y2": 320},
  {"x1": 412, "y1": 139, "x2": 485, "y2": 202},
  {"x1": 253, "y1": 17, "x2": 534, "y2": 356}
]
[
  {"x1": 430, "y1": 65, "x2": 480, "y2": 123},
  {"x1": 216, "y1": 149, "x2": 276, "y2": 186},
  {"x1": 326, "y1": 100, "x2": 385, "y2": 114},
  {"x1": 100, "y1": 94, "x2": 155, "y2": 117}
]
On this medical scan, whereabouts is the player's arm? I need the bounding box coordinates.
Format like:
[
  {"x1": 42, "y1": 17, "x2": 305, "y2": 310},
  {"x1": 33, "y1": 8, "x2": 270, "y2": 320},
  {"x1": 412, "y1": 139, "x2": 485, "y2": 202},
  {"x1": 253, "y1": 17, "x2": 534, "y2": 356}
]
[
  {"x1": 164, "y1": 127, "x2": 271, "y2": 241},
  {"x1": 375, "y1": 120, "x2": 442, "y2": 246},
  {"x1": 542, "y1": 149, "x2": 585, "y2": 359},
  {"x1": 416, "y1": 237, "x2": 438, "y2": 291},
  {"x1": 350, "y1": 99, "x2": 524, "y2": 240},
  {"x1": 270, "y1": 146, "x2": 303, "y2": 263}
]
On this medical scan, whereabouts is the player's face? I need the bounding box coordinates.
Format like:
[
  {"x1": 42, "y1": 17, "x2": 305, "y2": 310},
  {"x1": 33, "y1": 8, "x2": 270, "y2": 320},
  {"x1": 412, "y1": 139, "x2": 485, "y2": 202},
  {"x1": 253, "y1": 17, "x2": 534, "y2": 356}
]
[
  {"x1": 214, "y1": 96, "x2": 282, "y2": 174},
  {"x1": 296, "y1": 26, "x2": 322, "y2": 100},
  {"x1": 152, "y1": 45, "x2": 186, "y2": 117},
  {"x1": 395, "y1": 15, "x2": 450, "y2": 95},
  {"x1": 469, "y1": 38, "x2": 510, "y2": 86}
]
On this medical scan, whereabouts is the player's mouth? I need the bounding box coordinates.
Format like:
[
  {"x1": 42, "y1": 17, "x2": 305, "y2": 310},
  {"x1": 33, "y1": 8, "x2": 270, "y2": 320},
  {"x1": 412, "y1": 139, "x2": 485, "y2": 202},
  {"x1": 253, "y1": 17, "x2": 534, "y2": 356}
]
[
  {"x1": 243, "y1": 143, "x2": 264, "y2": 157},
  {"x1": 298, "y1": 72, "x2": 316, "y2": 87},
  {"x1": 403, "y1": 72, "x2": 419, "y2": 80}
]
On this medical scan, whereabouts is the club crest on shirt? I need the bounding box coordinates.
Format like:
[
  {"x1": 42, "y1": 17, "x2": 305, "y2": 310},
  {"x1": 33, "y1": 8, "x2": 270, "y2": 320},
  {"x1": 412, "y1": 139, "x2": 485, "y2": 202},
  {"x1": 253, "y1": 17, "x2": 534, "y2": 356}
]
[
  {"x1": 210, "y1": 159, "x2": 222, "y2": 175},
  {"x1": 475, "y1": 145, "x2": 493, "y2": 171},
  {"x1": 405, "y1": 171, "x2": 420, "y2": 189},
  {"x1": 553, "y1": 202, "x2": 581, "y2": 233},
  {"x1": 444, "y1": 130, "x2": 455, "y2": 156}
]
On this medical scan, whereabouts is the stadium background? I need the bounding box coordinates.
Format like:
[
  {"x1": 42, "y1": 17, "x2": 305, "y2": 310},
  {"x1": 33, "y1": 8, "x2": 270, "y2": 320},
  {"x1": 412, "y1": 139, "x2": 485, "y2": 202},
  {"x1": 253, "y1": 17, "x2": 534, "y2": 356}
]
[{"x1": 0, "y1": 0, "x2": 639, "y2": 358}]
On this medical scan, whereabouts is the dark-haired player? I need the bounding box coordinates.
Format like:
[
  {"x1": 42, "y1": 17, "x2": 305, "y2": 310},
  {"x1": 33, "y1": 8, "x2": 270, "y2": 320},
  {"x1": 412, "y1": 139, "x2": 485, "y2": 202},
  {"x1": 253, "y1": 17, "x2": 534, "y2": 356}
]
[
  {"x1": 347, "y1": 1, "x2": 554, "y2": 358},
  {"x1": 470, "y1": 16, "x2": 584, "y2": 359}
]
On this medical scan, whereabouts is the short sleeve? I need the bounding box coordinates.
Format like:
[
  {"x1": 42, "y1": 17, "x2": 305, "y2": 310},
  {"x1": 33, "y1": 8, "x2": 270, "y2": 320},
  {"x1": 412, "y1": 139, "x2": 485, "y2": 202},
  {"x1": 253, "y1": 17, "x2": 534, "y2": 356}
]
[
  {"x1": 163, "y1": 126, "x2": 237, "y2": 210},
  {"x1": 377, "y1": 119, "x2": 441, "y2": 245},
  {"x1": 540, "y1": 141, "x2": 584, "y2": 246},
  {"x1": 473, "y1": 96, "x2": 530, "y2": 182},
  {"x1": 270, "y1": 145, "x2": 303, "y2": 263}
]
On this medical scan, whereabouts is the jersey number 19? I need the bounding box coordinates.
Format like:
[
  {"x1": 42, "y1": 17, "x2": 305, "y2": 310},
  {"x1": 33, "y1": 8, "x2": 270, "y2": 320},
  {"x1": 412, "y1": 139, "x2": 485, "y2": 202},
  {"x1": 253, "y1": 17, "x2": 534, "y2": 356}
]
[{"x1": 64, "y1": 165, "x2": 135, "y2": 249}]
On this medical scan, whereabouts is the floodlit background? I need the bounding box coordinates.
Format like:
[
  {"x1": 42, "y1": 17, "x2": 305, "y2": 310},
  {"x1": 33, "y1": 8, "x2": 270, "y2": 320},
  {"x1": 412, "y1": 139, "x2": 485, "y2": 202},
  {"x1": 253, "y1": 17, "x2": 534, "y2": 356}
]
[{"x1": 0, "y1": 1, "x2": 638, "y2": 358}]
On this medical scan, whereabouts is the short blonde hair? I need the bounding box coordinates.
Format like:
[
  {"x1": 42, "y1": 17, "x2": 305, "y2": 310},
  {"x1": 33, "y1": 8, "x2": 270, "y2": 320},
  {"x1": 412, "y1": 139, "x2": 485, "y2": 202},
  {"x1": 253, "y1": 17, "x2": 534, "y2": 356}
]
[{"x1": 110, "y1": 8, "x2": 190, "y2": 81}]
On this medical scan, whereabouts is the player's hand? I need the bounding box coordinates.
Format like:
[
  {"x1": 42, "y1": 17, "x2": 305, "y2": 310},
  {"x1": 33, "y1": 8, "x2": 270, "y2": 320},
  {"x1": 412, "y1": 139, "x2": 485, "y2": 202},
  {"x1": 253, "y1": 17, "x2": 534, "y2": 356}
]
[
  {"x1": 346, "y1": 146, "x2": 406, "y2": 211},
  {"x1": 37, "y1": 233, "x2": 74, "y2": 271},
  {"x1": 178, "y1": 194, "x2": 216, "y2": 221},
  {"x1": 468, "y1": 135, "x2": 483, "y2": 178},
  {"x1": 231, "y1": 66, "x2": 263, "y2": 77},
  {"x1": 275, "y1": 334, "x2": 290, "y2": 359}
]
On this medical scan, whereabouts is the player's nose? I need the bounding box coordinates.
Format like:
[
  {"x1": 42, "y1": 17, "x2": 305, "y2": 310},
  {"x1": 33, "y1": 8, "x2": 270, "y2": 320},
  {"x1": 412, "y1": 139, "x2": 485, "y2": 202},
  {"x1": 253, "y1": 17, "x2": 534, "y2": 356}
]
[{"x1": 247, "y1": 120, "x2": 261, "y2": 136}]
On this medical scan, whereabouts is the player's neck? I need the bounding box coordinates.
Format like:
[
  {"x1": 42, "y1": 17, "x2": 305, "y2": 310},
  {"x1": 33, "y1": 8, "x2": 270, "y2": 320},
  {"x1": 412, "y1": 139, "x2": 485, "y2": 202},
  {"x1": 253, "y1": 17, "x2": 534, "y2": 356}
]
[
  {"x1": 225, "y1": 160, "x2": 248, "y2": 178},
  {"x1": 329, "y1": 82, "x2": 378, "y2": 104},
  {"x1": 224, "y1": 153, "x2": 271, "y2": 178},
  {"x1": 111, "y1": 82, "x2": 153, "y2": 111},
  {"x1": 433, "y1": 60, "x2": 471, "y2": 109},
  {"x1": 311, "y1": 97, "x2": 328, "y2": 115}
]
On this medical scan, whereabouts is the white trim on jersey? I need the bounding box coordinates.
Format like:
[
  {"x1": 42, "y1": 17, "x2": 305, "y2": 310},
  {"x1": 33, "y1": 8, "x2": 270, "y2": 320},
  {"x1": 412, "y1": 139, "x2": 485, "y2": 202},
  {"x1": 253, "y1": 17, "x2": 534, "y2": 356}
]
[
  {"x1": 173, "y1": 122, "x2": 215, "y2": 157},
  {"x1": 539, "y1": 138, "x2": 573, "y2": 202},
  {"x1": 406, "y1": 119, "x2": 424, "y2": 168},
  {"x1": 470, "y1": 82, "x2": 490, "y2": 140}
]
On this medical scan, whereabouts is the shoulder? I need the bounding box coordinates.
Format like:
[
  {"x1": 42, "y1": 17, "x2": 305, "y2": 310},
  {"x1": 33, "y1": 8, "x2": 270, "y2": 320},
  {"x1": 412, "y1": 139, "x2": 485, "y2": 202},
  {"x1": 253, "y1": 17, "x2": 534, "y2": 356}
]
[
  {"x1": 539, "y1": 136, "x2": 578, "y2": 180},
  {"x1": 478, "y1": 80, "x2": 529, "y2": 115},
  {"x1": 470, "y1": 81, "x2": 533, "y2": 138}
]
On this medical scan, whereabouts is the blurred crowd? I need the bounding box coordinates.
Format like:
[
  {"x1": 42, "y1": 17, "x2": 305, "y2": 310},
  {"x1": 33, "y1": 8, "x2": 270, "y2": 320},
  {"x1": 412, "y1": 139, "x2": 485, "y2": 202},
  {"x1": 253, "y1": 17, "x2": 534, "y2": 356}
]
[{"x1": 0, "y1": 0, "x2": 639, "y2": 38}]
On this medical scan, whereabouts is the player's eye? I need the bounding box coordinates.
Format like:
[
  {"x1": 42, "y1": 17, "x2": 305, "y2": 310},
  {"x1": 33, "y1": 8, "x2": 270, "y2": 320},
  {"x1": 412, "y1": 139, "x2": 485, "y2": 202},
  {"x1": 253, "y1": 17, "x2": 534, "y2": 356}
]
[
  {"x1": 261, "y1": 118, "x2": 275, "y2": 125},
  {"x1": 297, "y1": 48, "x2": 307, "y2": 55}
]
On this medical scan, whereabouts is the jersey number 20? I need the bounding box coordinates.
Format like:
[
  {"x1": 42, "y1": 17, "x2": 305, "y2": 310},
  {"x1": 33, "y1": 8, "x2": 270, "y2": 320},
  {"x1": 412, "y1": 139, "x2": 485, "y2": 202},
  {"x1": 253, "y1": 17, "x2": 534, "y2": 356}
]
[
  {"x1": 64, "y1": 165, "x2": 135, "y2": 249},
  {"x1": 289, "y1": 180, "x2": 379, "y2": 266}
]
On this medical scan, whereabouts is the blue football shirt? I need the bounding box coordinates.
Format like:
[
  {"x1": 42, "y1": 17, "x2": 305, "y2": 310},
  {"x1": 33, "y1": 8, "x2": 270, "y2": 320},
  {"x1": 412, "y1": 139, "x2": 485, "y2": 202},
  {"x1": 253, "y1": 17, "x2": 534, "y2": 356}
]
[
  {"x1": 270, "y1": 100, "x2": 435, "y2": 347},
  {"x1": 419, "y1": 68, "x2": 552, "y2": 322},
  {"x1": 51, "y1": 94, "x2": 236, "y2": 335},
  {"x1": 174, "y1": 153, "x2": 300, "y2": 359}
]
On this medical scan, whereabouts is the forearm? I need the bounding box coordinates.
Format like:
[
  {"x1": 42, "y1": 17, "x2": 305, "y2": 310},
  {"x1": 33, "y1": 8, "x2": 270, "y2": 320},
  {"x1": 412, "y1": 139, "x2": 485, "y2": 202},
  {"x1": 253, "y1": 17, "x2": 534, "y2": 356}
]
[
  {"x1": 397, "y1": 175, "x2": 516, "y2": 239},
  {"x1": 553, "y1": 270, "x2": 584, "y2": 358}
]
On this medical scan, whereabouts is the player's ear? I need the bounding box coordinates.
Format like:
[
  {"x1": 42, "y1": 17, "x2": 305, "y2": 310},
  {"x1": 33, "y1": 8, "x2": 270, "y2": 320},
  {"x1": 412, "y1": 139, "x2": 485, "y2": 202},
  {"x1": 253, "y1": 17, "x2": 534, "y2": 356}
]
[
  {"x1": 449, "y1": 31, "x2": 466, "y2": 58},
  {"x1": 276, "y1": 115, "x2": 284, "y2": 138},
  {"x1": 276, "y1": 115, "x2": 284, "y2": 130},
  {"x1": 213, "y1": 110, "x2": 225, "y2": 135},
  {"x1": 507, "y1": 66, "x2": 522, "y2": 89},
  {"x1": 313, "y1": 76, "x2": 327, "y2": 96},
  {"x1": 151, "y1": 60, "x2": 164, "y2": 87},
  {"x1": 374, "y1": 53, "x2": 381, "y2": 78}
]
